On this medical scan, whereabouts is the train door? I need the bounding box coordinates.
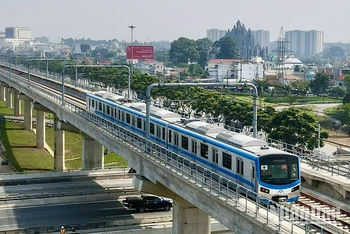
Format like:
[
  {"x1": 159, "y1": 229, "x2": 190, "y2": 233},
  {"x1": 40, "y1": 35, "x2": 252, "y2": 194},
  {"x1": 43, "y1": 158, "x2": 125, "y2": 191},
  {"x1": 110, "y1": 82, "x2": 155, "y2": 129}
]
[
  {"x1": 250, "y1": 162, "x2": 256, "y2": 191},
  {"x1": 236, "y1": 158, "x2": 243, "y2": 186},
  {"x1": 212, "y1": 147, "x2": 218, "y2": 173}
]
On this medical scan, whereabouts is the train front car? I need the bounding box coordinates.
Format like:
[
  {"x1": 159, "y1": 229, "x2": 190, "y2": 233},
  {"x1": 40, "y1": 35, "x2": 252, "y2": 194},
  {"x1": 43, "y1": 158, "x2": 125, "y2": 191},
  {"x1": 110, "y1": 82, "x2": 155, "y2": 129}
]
[{"x1": 257, "y1": 152, "x2": 300, "y2": 203}]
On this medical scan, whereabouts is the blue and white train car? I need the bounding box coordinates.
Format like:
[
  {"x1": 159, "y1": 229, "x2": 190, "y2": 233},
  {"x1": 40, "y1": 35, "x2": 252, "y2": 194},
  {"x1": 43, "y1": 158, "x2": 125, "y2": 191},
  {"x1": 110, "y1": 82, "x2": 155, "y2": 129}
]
[{"x1": 86, "y1": 91, "x2": 300, "y2": 203}]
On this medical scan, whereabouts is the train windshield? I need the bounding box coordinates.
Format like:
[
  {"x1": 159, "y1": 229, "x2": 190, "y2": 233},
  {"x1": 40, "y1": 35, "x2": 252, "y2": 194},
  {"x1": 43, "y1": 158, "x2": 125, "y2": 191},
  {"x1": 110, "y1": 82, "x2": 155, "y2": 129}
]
[{"x1": 259, "y1": 155, "x2": 299, "y2": 185}]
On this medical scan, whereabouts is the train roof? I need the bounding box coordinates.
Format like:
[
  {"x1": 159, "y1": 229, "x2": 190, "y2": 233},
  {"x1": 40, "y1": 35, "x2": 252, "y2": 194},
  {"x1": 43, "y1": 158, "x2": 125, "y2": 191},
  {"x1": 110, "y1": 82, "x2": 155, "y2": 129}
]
[
  {"x1": 184, "y1": 121, "x2": 224, "y2": 137},
  {"x1": 92, "y1": 91, "x2": 125, "y2": 102},
  {"x1": 88, "y1": 91, "x2": 295, "y2": 157},
  {"x1": 128, "y1": 103, "x2": 181, "y2": 122},
  {"x1": 244, "y1": 146, "x2": 295, "y2": 157},
  {"x1": 216, "y1": 131, "x2": 266, "y2": 148}
]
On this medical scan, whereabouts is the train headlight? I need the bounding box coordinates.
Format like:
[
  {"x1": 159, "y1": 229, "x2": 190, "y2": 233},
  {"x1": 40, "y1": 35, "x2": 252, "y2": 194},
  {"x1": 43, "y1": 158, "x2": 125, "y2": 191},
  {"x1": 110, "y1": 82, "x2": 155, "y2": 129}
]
[
  {"x1": 260, "y1": 187, "x2": 270, "y2": 194},
  {"x1": 291, "y1": 185, "x2": 300, "y2": 192}
]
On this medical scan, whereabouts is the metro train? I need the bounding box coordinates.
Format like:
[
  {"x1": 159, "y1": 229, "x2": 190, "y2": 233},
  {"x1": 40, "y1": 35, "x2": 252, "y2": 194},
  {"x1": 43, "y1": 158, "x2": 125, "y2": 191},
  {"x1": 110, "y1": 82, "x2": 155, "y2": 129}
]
[{"x1": 86, "y1": 91, "x2": 300, "y2": 203}]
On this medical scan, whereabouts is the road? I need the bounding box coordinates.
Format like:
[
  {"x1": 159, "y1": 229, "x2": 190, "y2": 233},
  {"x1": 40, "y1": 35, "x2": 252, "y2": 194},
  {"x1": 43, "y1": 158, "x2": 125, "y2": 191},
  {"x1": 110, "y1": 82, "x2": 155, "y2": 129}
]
[
  {"x1": 0, "y1": 178, "x2": 133, "y2": 197},
  {"x1": 274, "y1": 103, "x2": 341, "y2": 116},
  {"x1": 0, "y1": 199, "x2": 172, "y2": 231},
  {"x1": 0, "y1": 177, "x2": 173, "y2": 232}
]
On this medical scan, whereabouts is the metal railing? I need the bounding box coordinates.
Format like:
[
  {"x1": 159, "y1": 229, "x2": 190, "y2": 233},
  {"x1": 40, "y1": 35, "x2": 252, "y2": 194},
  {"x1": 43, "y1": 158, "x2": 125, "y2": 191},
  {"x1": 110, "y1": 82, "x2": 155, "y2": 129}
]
[{"x1": 0, "y1": 69, "x2": 336, "y2": 233}]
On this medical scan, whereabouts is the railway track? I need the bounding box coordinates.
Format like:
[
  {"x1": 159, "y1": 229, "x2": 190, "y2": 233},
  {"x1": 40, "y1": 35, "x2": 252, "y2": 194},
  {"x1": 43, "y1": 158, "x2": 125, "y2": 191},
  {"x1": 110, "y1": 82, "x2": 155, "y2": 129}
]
[
  {"x1": 281, "y1": 192, "x2": 350, "y2": 233},
  {"x1": 0, "y1": 65, "x2": 86, "y2": 107}
]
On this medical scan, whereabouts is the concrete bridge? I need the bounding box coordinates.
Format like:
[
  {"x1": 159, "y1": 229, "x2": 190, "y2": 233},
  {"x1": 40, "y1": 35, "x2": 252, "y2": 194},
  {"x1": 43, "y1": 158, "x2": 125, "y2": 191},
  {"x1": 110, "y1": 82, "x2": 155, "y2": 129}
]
[{"x1": 0, "y1": 65, "x2": 319, "y2": 234}]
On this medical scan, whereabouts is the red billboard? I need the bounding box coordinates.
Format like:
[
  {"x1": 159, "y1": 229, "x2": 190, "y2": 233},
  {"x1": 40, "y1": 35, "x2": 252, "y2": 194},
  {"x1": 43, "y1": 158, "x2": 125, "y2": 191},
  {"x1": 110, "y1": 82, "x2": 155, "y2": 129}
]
[{"x1": 126, "y1": 46, "x2": 154, "y2": 59}]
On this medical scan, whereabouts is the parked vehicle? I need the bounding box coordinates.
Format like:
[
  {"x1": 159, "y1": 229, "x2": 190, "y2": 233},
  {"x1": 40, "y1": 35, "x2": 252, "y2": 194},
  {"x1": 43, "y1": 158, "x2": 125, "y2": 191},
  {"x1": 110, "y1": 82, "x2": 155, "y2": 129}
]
[{"x1": 122, "y1": 194, "x2": 173, "y2": 213}]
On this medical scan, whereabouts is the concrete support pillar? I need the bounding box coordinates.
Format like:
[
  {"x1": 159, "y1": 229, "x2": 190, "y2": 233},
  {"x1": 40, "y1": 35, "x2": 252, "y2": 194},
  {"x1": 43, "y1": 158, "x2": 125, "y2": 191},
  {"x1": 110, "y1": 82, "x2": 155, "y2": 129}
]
[
  {"x1": 0, "y1": 86, "x2": 6, "y2": 102},
  {"x1": 6, "y1": 88, "x2": 12, "y2": 109},
  {"x1": 13, "y1": 90, "x2": 21, "y2": 116},
  {"x1": 54, "y1": 116, "x2": 65, "y2": 172},
  {"x1": 173, "y1": 196, "x2": 211, "y2": 234},
  {"x1": 36, "y1": 110, "x2": 45, "y2": 148},
  {"x1": 24, "y1": 100, "x2": 33, "y2": 130},
  {"x1": 82, "y1": 132, "x2": 104, "y2": 170}
]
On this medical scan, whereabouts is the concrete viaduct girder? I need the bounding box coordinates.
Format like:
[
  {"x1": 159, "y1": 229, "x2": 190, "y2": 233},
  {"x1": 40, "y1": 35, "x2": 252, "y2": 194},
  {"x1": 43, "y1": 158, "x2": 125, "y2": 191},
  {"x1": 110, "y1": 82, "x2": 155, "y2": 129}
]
[{"x1": 0, "y1": 68, "x2": 289, "y2": 234}]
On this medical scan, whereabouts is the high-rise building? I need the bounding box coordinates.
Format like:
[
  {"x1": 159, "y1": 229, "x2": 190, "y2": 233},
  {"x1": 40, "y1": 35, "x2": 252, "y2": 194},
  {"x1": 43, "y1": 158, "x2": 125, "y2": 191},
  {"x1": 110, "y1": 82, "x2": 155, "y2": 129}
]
[
  {"x1": 251, "y1": 30, "x2": 270, "y2": 48},
  {"x1": 285, "y1": 30, "x2": 324, "y2": 57},
  {"x1": 4, "y1": 27, "x2": 31, "y2": 45},
  {"x1": 207, "y1": 29, "x2": 226, "y2": 42}
]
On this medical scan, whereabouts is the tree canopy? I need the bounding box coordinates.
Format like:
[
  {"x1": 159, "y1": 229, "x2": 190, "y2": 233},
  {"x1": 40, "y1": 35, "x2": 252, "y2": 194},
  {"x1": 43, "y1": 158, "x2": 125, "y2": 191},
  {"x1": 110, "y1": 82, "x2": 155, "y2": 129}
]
[
  {"x1": 169, "y1": 37, "x2": 199, "y2": 66},
  {"x1": 212, "y1": 36, "x2": 239, "y2": 59},
  {"x1": 264, "y1": 108, "x2": 328, "y2": 150},
  {"x1": 309, "y1": 73, "x2": 330, "y2": 95}
]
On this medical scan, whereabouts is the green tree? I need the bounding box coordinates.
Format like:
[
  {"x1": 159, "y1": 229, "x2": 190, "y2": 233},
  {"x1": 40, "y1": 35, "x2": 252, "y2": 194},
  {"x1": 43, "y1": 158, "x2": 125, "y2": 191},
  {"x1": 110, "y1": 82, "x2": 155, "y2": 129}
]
[
  {"x1": 343, "y1": 91, "x2": 350, "y2": 104},
  {"x1": 289, "y1": 80, "x2": 308, "y2": 94},
  {"x1": 294, "y1": 65, "x2": 301, "y2": 72},
  {"x1": 330, "y1": 86, "x2": 345, "y2": 98},
  {"x1": 195, "y1": 38, "x2": 213, "y2": 69},
  {"x1": 323, "y1": 46, "x2": 346, "y2": 60},
  {"x1": 212, "y1": 37, "x2": 239, "y2": 59},
  {"x1": 265, "y1": 108, "x2": 328, "y2": 150},
  {"x1": 309, "y1": 73, "x2": 330, "y2": 95},
  {"x1": 344, "y1": 75, "x2": 350, "y2": 89},
  {"x1": 188, "y1": 64, "x2": 204, "y2": 76},
  {"x1": 169, "y1": 37, "x2": 199, "y2": 66}
]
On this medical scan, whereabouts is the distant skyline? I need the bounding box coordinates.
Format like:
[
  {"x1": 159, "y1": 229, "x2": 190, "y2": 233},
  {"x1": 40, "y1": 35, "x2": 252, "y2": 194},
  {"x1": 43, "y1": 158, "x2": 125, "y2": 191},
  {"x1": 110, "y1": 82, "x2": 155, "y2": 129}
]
[{"x1": 1, "y1": 0, "x2": 349, "y2": 43}]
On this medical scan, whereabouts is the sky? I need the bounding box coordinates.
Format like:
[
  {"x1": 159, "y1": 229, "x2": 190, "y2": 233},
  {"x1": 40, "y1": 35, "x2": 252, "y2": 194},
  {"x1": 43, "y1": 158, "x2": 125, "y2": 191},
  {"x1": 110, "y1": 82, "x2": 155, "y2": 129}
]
[{"x1": 1, "y1": 0, "x2": 349, "y2": 43}]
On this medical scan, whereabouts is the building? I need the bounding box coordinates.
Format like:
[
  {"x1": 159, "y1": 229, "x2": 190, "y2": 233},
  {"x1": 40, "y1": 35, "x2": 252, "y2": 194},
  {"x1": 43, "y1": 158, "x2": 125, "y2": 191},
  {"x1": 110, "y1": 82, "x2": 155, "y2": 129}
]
[
  {"x1": 251, "y1": 30, "x2": 270, "y2": 48},
  {"x1": 285, "y1": 30, "x2": 324, "y2": 57},
  {"x1": 207, "y1": 29, "x2": 226, "y2": 42},
  {"x1": 207, "y1": 58, "x2": 264, "y2": 82},
  {"x1": 4, "y1": 27, "x2": 31, "y2": 46},
  {"x1": 33, "y1": 36, "x2": 49, "y2": 44}
]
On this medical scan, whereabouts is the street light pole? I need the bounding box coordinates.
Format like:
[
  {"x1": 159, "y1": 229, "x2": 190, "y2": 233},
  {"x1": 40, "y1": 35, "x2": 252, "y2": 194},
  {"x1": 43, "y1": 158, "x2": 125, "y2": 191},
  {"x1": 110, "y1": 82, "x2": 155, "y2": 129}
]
[
  {"x1": 128, "y1": 25, "x2": 136, "y2": 77},
  {"x1": 316, "y1": 124, "x2": 321, "y2": 151}
]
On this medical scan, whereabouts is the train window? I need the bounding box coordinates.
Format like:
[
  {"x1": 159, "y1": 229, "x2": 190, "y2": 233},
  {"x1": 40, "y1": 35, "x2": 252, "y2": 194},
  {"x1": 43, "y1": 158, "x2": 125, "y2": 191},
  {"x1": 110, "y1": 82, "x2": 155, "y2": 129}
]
[
  {"x1": 169, "y1": 130, "x2": 172, "y2": 143},
  {"x1": 106, "y1": 106, "x2": 111, "y2": 115},
  {"x1": 126, "y1": 113, "x2": 131, "y2": 124},
  {"x1": 236, "y1": 158, "x2": 240, "y2": 175},
  {"x1": 103, "y1": 104, "x2": 106, "y2": 113},
  {"x1": 111, "y1": 107, "x2": 115, "y2": 118},
  {"x1": 200, "y1": 143, "x2": 208, "y2": 159},
  {"x1": 174, "y1": 132, "x2": 179, "y2": 146},
  {"x1": 222, "y1": 152, "x2": 232, "y2": 169},
  {"x1": 121, "y1": 111, "x2": 125, "y2": 122},
  {"x1": 143, "y1": 120, "x2": 146, "y2": 130},
  {"x1": 114, "y1": 109, "x2": 117, "y2": 118},
  {"x1": 118, "y1": 110, "x2": 121, "y2": 120},
  {"x1": 132, "y1": 116, "x2": 136, "y2": 126},
  {"x1": 241, "y1": 161, "x2": 244, "y2": 175},
  {"x1": 150, "y1": 123, "x2": 155, "y2": 135},
  {"x1": 252, "y1": 165, "x2": 255, "y2": 179},
  {"x1": 162, "y1": 128, "x2": 165, "y2": 140},
  {"x1": 99, "y1": 102, "x2": 102, "y2": 111},
  {"x1": 91, "y1": 99, "x2": 95, "y2": 108},
  {"x1": 191, "y1": 140, "x2": 197, "y2": 154},
  {"x1": 157, "y1": 126, "x2": 161, "y2": 138},
  {"x1": 212, "y1": 148, "x2": 218, "y2": 164},
  {"x1": 137, "y1": 118, "x2": 142, "y2": 129},
  {"x1": 181, "y1": 136, "x2": 188, "y2": 150}
]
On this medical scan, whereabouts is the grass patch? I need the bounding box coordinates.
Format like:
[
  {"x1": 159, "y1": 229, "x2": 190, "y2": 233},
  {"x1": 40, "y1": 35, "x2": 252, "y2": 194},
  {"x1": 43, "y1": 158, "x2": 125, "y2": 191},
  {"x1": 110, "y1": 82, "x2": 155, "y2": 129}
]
[
  {"x1": 0, "y1": 100, "x2": 128, "y2": 172},
  {"x1": 1, "y1": 120, "x2": 53, "y2": 172},
  {"x1": 105, "y1": 152, "x2": 128, "y2": 167}
]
